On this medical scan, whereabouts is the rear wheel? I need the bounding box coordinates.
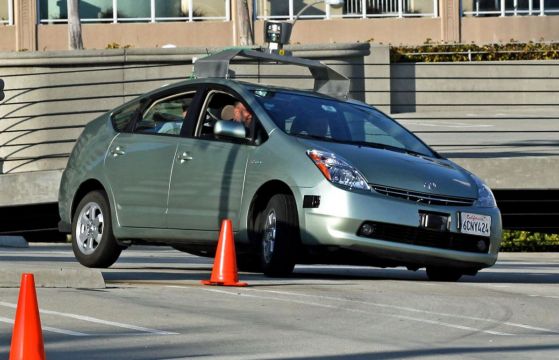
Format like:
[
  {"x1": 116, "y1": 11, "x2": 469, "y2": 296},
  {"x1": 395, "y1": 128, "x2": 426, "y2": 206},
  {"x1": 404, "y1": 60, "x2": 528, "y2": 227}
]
[
  {"x1": 72, "y1": 190, "x2": 122, "y2": 268},
  {"x1": 258, "y1": 193, "x2": 299, "y2": 277},
  {"x1": 426, "y1": 266, "x2": 463, "y2": 282}
]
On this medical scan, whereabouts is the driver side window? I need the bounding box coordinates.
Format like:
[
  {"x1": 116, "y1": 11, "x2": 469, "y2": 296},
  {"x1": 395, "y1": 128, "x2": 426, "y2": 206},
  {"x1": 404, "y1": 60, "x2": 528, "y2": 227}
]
[{"x1": 197, "y1": 91, "x2": 241, "y2": 138}]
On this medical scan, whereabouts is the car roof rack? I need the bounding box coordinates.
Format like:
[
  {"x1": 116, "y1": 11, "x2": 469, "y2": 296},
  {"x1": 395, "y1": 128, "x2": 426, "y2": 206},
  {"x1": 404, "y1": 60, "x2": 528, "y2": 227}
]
[{"x1": 193, "y1": 49, "x2": 350, "y2": 98}]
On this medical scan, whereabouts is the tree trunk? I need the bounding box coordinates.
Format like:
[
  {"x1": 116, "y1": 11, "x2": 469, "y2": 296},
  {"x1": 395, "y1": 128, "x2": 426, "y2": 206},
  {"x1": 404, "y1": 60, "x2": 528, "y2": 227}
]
[
  {"x1": 68, "y1": 0, "x2": 84, "y2": 50},
  {"x1": 236, "y1": 0, "x2": 254, "y2": 46}
]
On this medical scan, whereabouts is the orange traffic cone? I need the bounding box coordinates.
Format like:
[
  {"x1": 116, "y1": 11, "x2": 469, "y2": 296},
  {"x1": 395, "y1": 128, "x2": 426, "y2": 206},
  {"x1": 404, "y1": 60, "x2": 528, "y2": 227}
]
[
  {"x1": 9, "y1": 273, "x2": 46, "y2": 360},
  {"x1": 201, "y1": 219, "x2": 248, "y2": 287}
]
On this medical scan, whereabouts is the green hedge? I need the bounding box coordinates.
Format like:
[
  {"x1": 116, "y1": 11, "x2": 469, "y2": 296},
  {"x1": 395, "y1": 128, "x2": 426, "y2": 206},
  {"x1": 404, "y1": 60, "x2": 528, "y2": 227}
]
[
  {"x1": 391, "y1": 41, "x2": 559, "y2": 63},
  {"x1": 500, "y1": 230, "x2": 559, "y2": 252}
]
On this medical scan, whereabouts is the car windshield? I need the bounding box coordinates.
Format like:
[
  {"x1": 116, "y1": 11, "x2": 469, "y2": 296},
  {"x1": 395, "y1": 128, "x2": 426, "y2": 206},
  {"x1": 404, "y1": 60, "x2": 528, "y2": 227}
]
[{"x1": 252, "y1": 90, "x2": 436, "y2": 158}]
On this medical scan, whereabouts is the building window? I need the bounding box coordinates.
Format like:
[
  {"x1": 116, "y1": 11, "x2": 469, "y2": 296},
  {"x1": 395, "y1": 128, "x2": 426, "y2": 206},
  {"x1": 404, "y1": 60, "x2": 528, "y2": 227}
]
[
  {"x1": 463, "y1": 0, "x2": 559, "y2": 16},
  {"x1": 37, "y1": 0, "x2": 230, "y2": 24},
  {"x1": 1, "y1": 0, "x2": 13, "y2": 25},
  {"x1": 255, "y1": 0, "x2": 439, "y2": 20}
]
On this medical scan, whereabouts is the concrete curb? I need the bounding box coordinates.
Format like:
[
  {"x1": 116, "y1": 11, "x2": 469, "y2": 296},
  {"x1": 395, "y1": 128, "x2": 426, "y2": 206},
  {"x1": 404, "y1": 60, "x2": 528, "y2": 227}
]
[
  {"x1": 0, "y1": 268, "x2": 106, "y2": 289},
  {"x1": 0, "y1": 236, "x2": 29, "y2": 248}
]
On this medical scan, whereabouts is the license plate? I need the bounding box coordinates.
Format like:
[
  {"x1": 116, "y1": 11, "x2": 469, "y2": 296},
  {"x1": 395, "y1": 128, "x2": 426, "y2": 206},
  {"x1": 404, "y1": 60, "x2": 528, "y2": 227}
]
[{"x1": 459, "y1": 212, "x2": 491, "y2": 237}]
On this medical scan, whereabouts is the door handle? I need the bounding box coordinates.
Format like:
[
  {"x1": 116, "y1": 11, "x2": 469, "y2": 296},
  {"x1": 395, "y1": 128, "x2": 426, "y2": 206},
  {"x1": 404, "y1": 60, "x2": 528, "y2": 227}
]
[
  {"x1": 177, "y1": 151, "x2": 193, "y2": 163},
  {"x1": 110, "y1": 146, "x2": 126, "y2": 157}
]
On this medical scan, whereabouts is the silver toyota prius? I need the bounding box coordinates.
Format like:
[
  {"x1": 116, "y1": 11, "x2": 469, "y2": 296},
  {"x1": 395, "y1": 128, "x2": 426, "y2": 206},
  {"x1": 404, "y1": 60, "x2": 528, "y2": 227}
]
[{"x1": 59, "y1": 52, "x2": 502, "y2": 282}]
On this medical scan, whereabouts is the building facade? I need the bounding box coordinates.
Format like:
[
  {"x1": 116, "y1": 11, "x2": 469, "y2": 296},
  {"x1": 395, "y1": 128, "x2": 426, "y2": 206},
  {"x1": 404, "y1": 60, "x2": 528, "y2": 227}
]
[{"x1": 0, "y1": 0, "x2": 558, "y2": 51}]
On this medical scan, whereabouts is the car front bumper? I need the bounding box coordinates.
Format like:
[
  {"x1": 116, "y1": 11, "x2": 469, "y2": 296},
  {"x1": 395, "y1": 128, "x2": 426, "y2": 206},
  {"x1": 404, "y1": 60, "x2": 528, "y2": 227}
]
[{"x1": 298, "y1": 182, "x2": 502, "y2": 270}]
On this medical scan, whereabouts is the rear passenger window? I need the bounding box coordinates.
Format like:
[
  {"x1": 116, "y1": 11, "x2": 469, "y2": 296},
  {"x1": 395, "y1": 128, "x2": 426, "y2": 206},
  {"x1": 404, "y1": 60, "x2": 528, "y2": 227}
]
[
  {"x1": 135, "y1": 92, "x2": 195, "y2": 136},
  {"x1": 111, "y1": 100, "x2": 143, "y2": 132}
]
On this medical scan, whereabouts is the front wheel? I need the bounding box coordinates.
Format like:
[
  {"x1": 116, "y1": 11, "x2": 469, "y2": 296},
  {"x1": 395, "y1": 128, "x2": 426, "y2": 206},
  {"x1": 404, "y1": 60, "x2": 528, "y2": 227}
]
[
  {"x1": 72, "y1": 190, "x2": 122, "y2": 268},
  {"x1": 258, "y1": 193, "x2": 299, "y2": 277}
]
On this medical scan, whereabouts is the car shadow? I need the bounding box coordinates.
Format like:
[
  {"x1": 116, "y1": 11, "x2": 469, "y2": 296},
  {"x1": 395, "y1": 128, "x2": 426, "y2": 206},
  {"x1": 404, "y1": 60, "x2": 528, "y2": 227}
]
[{"x1": 101, "y1": 261, "x2": 559, "y2": 286}]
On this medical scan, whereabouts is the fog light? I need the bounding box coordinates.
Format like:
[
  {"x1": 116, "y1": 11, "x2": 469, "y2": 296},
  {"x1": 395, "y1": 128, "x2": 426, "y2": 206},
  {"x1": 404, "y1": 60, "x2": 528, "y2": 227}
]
[
  {"x1": 477, "y1": 240, "x2": 488, "y2": 252},
  {"x1": 360, "y1": 223, "x2": 375, "y2": 237}
]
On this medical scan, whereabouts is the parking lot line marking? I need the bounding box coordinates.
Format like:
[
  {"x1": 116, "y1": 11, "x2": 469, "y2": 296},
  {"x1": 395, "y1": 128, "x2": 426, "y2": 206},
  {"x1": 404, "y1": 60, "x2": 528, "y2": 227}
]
[
  {"x1": 0, "y1": 302, "x2": 178, "y2": 335},
  {"x1": 390, "y1": 315, "x2": 511, "y2": 336},
  {"x1": 168, "y1": 286, "x2": 512, "y2": 336},
  {"x1": 0, "y1": 316, "x2": 89, "y2": 336},
  {"x1": 244, "y1": 289, "x2": 559, "y2": 335}
]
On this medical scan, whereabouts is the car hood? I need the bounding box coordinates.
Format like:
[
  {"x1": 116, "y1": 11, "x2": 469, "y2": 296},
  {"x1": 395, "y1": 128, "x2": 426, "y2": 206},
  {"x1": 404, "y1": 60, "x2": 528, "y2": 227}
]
[{"x1": 298, "y1": 139, "x2": 477, "y2": 198}]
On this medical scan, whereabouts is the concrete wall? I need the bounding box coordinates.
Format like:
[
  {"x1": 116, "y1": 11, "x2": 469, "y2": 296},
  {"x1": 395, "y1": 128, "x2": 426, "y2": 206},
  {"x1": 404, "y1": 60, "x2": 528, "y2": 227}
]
[
  {"x1": 37, "y1": 22, "x2": 235, "y2": 51},
  {"x1": 1, "y1": 43, "x2": 558, "y2": 207},
  {"x1": 462, "y1": 16, "x2": 559, "y2": 44},
  {"x1": 390, "y1": 61, "x2": 559, "y2": 113}
]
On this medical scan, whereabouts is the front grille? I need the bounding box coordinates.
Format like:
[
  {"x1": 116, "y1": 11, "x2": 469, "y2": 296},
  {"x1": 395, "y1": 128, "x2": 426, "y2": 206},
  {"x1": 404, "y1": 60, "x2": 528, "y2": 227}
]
[
  {"x1": 371, "y1": 184, "x2": 475, "y2": 206},
  {"x1": 358, "y1": 221, "x2": 490, "y2": 254}
]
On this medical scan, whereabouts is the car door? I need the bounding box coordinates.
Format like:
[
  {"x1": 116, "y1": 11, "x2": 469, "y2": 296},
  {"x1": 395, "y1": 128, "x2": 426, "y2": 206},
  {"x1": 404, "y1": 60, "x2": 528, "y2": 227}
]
[
  {"x1": 166, "y1": 88, "x2": 253, "y2": 231},
  {"x1": 104, "y1": 89, "x2": 198, "y2": 228}
]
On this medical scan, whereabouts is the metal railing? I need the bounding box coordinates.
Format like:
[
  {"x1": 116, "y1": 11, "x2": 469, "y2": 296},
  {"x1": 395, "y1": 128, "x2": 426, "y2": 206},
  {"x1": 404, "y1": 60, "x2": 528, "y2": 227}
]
[
  {"x1": 463, "y1": 0, "x2": 559, "y2": 17},
  {"x1": 38, "y1": 0, "x2": 230, "y2": 24},
  {"x1": 340, "y1": 0, "x2": 439, "y2": 18},
  {"x1": 255, "y1": 0, "x2": 439, "y2": 20},
  {"x1": 0, "y1": 0, "x2": 13, "y2": 25}
]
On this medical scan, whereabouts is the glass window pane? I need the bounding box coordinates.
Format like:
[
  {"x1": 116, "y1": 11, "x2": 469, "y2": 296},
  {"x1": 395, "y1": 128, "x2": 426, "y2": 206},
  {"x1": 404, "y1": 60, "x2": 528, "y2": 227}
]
[
  {"x1": 293, "y1": 0, "x2": 326, "y2": 18},
  {"x1": 257, "y1": 0, "x2": 289, "y2": 19},
  {"x1": 174, "y1": 0, "x2": 226, "y2": 19},
  {"x1": 112, "y1": 100, "x2": 143, "y2": 132},
  {"x1": 192, "y1": 0, "x2": 226, "y2": 18},
  {"x1": 39, "y1": 0, "x2": 67, "y2": 21},
  {"x1": 1, "y1": 0, "x2": 8, "y2": 23},
  {"x1": 117, "y1": 0, "x2": 150, "y2": 19},
  {"x1": 546, "y1": 0, "x2": 559, "y2": 11},
  {"x1": 80, "y1": 0, "x2": 113, "y2": 20},
  {"x1": 407, "y1": 0, "x2": 435, "y2": 14},
  {"x1": 155, "y1": 0, "x2": 183, "y2": 18}
]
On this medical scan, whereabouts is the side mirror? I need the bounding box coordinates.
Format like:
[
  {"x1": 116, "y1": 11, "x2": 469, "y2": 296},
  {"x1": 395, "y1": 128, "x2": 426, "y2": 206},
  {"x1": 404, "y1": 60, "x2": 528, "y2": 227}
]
[
  {"x1": 214, "y1": 120, "x2": 246, "y2": 139},
  {"x1": 0, "y1": 79, "x2": 4, "y2": 102}
]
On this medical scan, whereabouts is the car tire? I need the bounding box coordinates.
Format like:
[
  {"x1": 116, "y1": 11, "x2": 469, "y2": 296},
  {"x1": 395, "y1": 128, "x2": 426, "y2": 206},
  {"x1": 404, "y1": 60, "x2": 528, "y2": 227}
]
[
  {"x1": 426, "y1": 266, "x2": 463, "y2": 282},
  {"x1": 258, "y1": 193, "x2": 298, "y2": 277},
  {"x1": 71, "y1": 190, "x2": 122, "y2": 268}
]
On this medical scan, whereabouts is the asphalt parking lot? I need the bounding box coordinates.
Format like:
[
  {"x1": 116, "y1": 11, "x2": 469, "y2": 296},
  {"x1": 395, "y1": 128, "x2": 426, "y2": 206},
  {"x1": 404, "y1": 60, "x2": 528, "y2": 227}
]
[{"x1": 1, "y1": 243, "x2": 559, "y2": 359}]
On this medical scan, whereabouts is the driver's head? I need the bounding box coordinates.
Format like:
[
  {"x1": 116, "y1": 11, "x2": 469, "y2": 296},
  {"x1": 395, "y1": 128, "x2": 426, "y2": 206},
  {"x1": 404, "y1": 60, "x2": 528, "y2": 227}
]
[{"x1": 233, "y1": 101, "x2": 253, "y2": 127}]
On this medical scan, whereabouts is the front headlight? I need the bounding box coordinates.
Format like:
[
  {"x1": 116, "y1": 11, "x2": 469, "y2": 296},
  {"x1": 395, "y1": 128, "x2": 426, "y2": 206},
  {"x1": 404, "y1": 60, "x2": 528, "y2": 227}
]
[
  {"x1": 472, "y1": 177, "x2": 497, "y2": 208},
  {"x1": 307, "y1": 150, "x2": 370, "y2": 191}
]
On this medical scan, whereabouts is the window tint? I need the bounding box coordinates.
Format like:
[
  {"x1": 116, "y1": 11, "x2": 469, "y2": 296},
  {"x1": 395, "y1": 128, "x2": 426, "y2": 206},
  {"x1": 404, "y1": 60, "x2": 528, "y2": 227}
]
[
  {"x1": 135, "y1": 92, "x2": 195, "y2": 136},
  {"x1": 253, "y1": 90, "x2": 435, "y2": 157},
  {"x1": 111, "y1": 100, "x2": 142, "y2": 132},
  {"x1": 344, "y1": 111, "x2": 403, "y2": 149}
]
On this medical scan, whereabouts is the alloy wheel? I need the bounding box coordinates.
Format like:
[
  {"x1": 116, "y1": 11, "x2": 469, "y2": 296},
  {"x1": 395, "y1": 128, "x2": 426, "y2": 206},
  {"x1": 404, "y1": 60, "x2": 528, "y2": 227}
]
[
  {"x1": 75, "y1": 202, "x2": 104, "y2": 255},
  {"x1": 262, "y1": 209, "x2": 277, "y2": 264}
]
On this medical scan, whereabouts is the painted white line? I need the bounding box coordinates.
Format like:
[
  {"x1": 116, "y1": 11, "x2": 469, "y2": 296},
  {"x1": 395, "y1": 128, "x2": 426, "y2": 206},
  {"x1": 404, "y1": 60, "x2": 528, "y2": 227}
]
[
  {"x1": 391, "y1": 315, "x2": 511, "y2": 336},
  {"x1": 0, "y1": 316, "x2": 89, "y2": 336},
  {"x1": 0, "y1": 302, "x2": 178, "y2": 335},
  {"x1": 169, "y1": 286, "x2": 511, "y2": 336},
  {"x1": 246, "y1": 288, "x2": 559, "y2": 335}
]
